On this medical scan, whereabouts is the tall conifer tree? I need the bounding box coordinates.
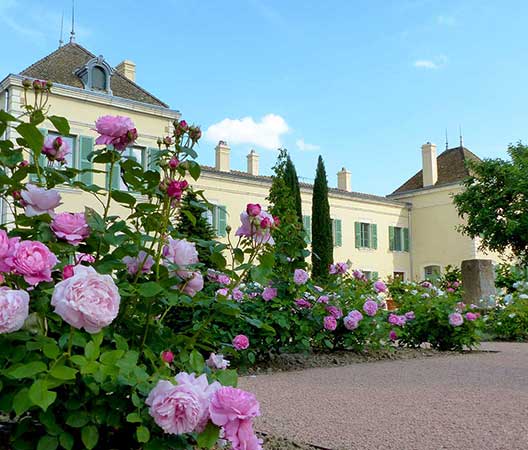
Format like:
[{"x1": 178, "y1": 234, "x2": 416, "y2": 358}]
[
  {"x1": 311, "y1": 155, "x2": 333, "y2": 280},
  {"x1": 284, "y1": 156, "x2": 303, "y2": 225}
]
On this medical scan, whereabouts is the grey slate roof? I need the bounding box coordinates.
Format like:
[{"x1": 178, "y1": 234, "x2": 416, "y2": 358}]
[{"x1": 19, "y1": 43, "x2": 168, "y2": 108}]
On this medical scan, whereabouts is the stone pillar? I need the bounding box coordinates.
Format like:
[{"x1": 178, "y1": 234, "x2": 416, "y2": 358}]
[
  {"x1": 215, "y1": 141, "x2": 230, "y2": 172},
  {"x1": 247, "y1": 149, "x2": 259, "y2": 176},
  {"x1": 461, "y1": 259, "x2": 496, "y2": 306}
]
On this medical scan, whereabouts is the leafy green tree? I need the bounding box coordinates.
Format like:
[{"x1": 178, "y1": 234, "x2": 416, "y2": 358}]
[
  {"x1": 267, "y1": 149, "x2": 308, "y2": 275},
  {"x1": 284, "y1": 155, "x2": 303, "y2": 224},
  {"x1": 176, "y1": 190, "x2": 220, "y2": 269},
  {"x1": 453, "y1": 143, "x2": 528, "y2": 264},
  {"x1": 311, "y1": 155, "x2": 333, "y2": 280}
]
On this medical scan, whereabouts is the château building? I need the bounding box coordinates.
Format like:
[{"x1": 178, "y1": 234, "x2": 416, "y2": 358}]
[{"x1": 0, "y1": 43, "x2": 500, "y2": 280}]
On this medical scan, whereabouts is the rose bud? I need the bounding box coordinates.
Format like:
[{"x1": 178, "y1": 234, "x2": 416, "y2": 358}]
[
  {"x1": 63, "y1": 265, "x2": 75, "y2": 279},
  {"x1": 246, "y1": 203, "x2": 261, "y2": 217},
  {"x1": 161, "y1": 350, "x2": 174, "y2": 363},
  {"x1": 168, "y1": 157, "x2": 180, "y2": 169}
]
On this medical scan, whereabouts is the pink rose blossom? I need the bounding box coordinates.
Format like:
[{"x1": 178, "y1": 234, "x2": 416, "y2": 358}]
[
  {"x1": 446, "y1": 287, "x2": 455, "y2": 293},
  {"x1": 207, "y1": 353, "x2": 230, "y2": 370},
  {"x1": 162, "y1": 350, "x2": 174, "y2": 363},
  {"x1": 0, "y1": 288, "x2": 29, "y2": 334},
  {"x1": 389, "y1": 330, "x2": 398, "y2": 341},
  {"x1": 95, "y1": 115, "x2": 137, "y2": 151},
  {"x1": 295, "y1": 298, "x2": 311, "y2": 309},
  {"x1": 235, "y1": 210, "x2": 274, "y2": 245},
  {"x1": 317, "y1": 295, "x2": 329, "y2": 304},
  {"x1": 51, "y1": 265, "x2": 120, "y2": 334},
  {"x1": 373, "y1": 280, "x2": 387, "y2": 293},
  {"x1": 209, "y1": 387, "x2": 262, "y2": 450},
  {"x1": 324, "y1": 315, "x2": 337, "y2": 331},
  {"x1": 349, "y1": 310, "x2": 364, "y2": 322},
  {"x1": 421, "y1": 281, "x2": 433, "y2": 289},
  {"x1": 163, "y1": 238, "x2": 199, "y2": 270},
  {"x1": 51, "y1": 212, "x2": 90, "y2": 245},
  {"x1": 122, "y1": 251, "x2": 155, "y2": 275},
  {"x1": 21, "y1": 184, "x2": 61, "y2": 217},
  {"x1": 9, "y1": 241, "x2": 58, "y2": 285},
  {"x1": 262, "y1": 287, "x2": 277, "y2": 301},
  {"x1": 179, "y1": 271, "x2": 204, "y2": 297},
  {"x1": 0, "y1": 230, "x2": 19, "y2": 273},
  {"x1": 75, "y1": 253, "x2": 95, "y2": 264},
  {"x1": 293, "y1": 268, "x2": 309, "y2": 285},
  {"x1": 42, "y1": 135, "x2": 71, "y2": 163},
  {"x1": 465, "y1": 312, "x2": 478, "y2": 321},
  {"x1": 216, "y1": 288, "x2": 229, "y2": 297},
  {"x1": 329, "y1": 262, "x2": 349, "y2": 275},
  {"x1": 353, "y1": 269, "x2": 367, "y2": 281},
  {"x1": 452, "y1": 281, "x2": 460, "y2": 288},
  {"x1": 62, "y1": 265, "x2": 74, "y2": 279},
  {"x1": 231, "y1": 288, "x2": 244, "y2": 301},
  {"x1": 388, "y1": 313, "x2": 406, "y2": 327},
  {"x1": 326, "y1": 305, "x2": 343, "y2": 319},
  {"x1": 448, "y1": 312, "x2": 464, "y2": 327},
  {"x1": 246, "y1": 203, "x2": 262, "y2": 217},
  {"x1": 343, "y1": 315, "x2": 359, "y2": 330},
  {"x1": 363, "y1": 299, "x2": 378, "y2": 317},
  {"x1": 404, "y1": 311, "x2": 415, "y2": 320},
  {"x1": 168, "y1": 157, "x2": 180, "y2": 168},
  {"x1": 167, "y1": 180, "x2": 189, "y2": 201},
  {"x1": 233, "y1": 334, "x2": 249, "y2": 350}
]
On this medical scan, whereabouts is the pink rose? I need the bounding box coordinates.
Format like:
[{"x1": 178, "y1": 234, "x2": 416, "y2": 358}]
[
  {"x1": 122, "y1": 251, "x2": 154, "y2": 275},
  {"x1": 295, "y1": 298, "x2": 311, "y2": 309},
  {"x1": 42, "y1": 135, "x2": 71, "y2": 163},
  {"x1": 51, "y1": 212, "x2": 90, "y2": 245},
  {"x1": 324, "y1": 315, "x2": 337, "y2": 330},
  {"x1": 95, "y1": 115, "x2": 137, "y2": 151},
  {"x1": 260, "y1": 216, "x2": 272, "y2": 229},
  {"x1": 162, "y1": 350, "x2": 174, "y2": 363},
  {"x1": 329, "y1": 262, "x2": 349, "y2": 275},
  {"x1": 261, "y1": 287, "x2": 277, "y2": 301},
  {"x1": 246, "y1": 203, "x2": 262, "y2": 217},
  {"x1": 0, "y1": 288, "x2": 30, "y2": 334},
  {"x1": 343, "y1": 315, "x2": 359, "y2": 330},
  {"x1": 216, "y1": 288, "x2": 229, "y2": 297},
  {"x1": 62, "y1": 265, "x2": 74, "y2": 279},
  {"x1": 388, "y1": 313, "x2": 406, "y2": 327},
  {"x1": 168, "y1": 157, "x2": 179, "y2": 168},
  {"x1": 167, "y1": 180, "x2": 189, "y2": 200},
  {"x1": 293, "y1": 268, "x2": 309, "y2": 285},
  {"x1": 75, "y1": 253, "x2": 95, "y2": 264},
  {"x1": 9, "y1": 241, "x2": 58, "y2": 285},
  {"x1": 465, "y1": 312, "x2": 478, "y2": 321},
  {"x1": 404, "y1": 311, "x2": 415, "y2": 320},
  {"x1": 373, "y1": 280, "x2": 387, "y2": 293},
  {"x1": 348, "y1": 310, "x2": 364, "y2": 322},
  {"x1": 448, "y1": 312, "x2": 464, "y2": 327},
  {"x1": 21, "y1": 184, "x2": 61, "y2": 217},
  {"x1": 317, "y1": 295, "x2": 329, "y2": 304},
  {"x1": 0, "y1": 230, "x2": 19, "y2": 273},
  {"x1": 179, "y1": 271, "x2": 204, "y2": 297},
  {"x1": 231, "y1": 288, "x2": 244, "y2": 302},
  {"x1": 51, "y1": 265, "x2": 120, "y2": 333},
  {"x1": 206, "y1": 353, "x2": 230, "y2": 370},
  {"x1": 326, "y1": 305, "x2": 343, "y2": 319},
  {"x1": 209, "y1": 387, "x2": 262, "y2": 450},
  {"x1": 389, "y1": 330, "x2": 398, "y2": 341},
  {"x1": 363, "y1": 299, "x2": 378, "y2": 317},
  {"x1": 235, "y1": 211, "x2": 274, "y2": 245},
  {"x1": 163, "y1": 238, "x2": 199, "y2": 269},
  {"x1": 233, "y1": 334, "x2": 249, "y2": 350}
]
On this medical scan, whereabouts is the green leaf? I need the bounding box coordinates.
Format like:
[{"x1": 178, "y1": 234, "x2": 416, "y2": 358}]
[
  {"x1": 29, "y1": 380, "x2": 57, "y2": 411},
  {"x1": 187, "y1": 161, "x2": 201, "y2": 180},
  {"x1": 8, "y1": 361, "x2": 48, "y2": 379},
  {"x1": 59, "y1": 432, "x2": 74, "y2": 450},
  {"x1": 233, "y1": 248, "x2": 244, "y2": 264},
  {"x1": 196, "y1": 422, "x2": 220, "y2": 449},
  {"x1": 138, "y1": 282, "x2": 163, "y2": 298},
  {"x1": 216, "y1": 369, "x2": 238, "y2": 387},
  {"x1": 48, "y1": 115, "x2": 70, "y2": 135},
  {"x1": 66, "y1": 411, "x2": 90, "y2": 428},
  {"x1": 100, "y1": 349, "x2": 125, "y2": 365},
  {"x1": 13, "y1": 388, "x2": 32, "y2": 416},
  {"x1": 49, "y1": 365, "x2": 78, "y2": 380},
  {"x1": 136, "y1": 426, "x2": 150, "y2": 443},
  {"x1": 16, "y1": 122, "x2": 44, "y2": 152},
  {"x1": 37, "y1": 436, "x2": 58, "y2": 450},
  {"x1": 84, "y1": 207, "x2": 106, "y2": 233},
  {"x1": 0, "y1": 110, "x2": 17, "y2": 122},
  {"x1": 81, "y1": 425, "x2": 99, "y2": 450},
  {"x1": 43, "y1": 343, "x2": 61, "y2": 359},
  {"x1": 111, "y1": 190, "x2": 136, "y2": 206},
  {"x1": 70, "y1": 355, "x2": 87, "y2": 367},
  {"x1": 189, "y1": 350, "x2": 205, "y2": 373},
  {"x1": 85, "y1": 341, "x2": 100, "y2": 361},
  {"x1": 126, "y1": 412, "x2": 142, "y2": 423}
]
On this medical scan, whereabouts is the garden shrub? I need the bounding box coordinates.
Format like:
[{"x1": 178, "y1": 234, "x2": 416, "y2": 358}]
[{"x1": 486, "y1": 280, "x2": 528, "y2": 341}]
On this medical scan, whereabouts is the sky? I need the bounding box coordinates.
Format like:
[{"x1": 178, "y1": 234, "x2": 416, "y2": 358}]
[{"x1": 1, "y1": 0, "x2": 528, "y2": 195}]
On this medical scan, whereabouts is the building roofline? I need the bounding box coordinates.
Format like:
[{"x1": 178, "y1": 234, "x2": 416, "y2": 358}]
[{"x1": 388, "y1": 180, "x2": 463, "y2": 198}]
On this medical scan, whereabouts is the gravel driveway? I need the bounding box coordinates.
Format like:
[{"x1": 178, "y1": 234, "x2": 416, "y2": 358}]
[{"x1": 240, "y1": 342, "x2": 528, "y2": 450}]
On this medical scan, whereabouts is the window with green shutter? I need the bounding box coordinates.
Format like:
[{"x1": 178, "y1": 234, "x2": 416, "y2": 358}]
[
  {"x1": 371, "y1": 224, "x2": 377, "y2": 249},
  {"x1": 356, "y1": 222, "x2": 377, "y2": 249},
  {"x1": 332, "y1": 218, "x2": 342, "y2": 247},
  {"x1": 389, "y1": 226, "x2": 410, "y2": 252},
  {"x1": 389, "y1": 226, "x2": 395, "y2": 251},
  {"x1": 303, "y1": 215, "x2": 312, "y2": 244},
  {"x1": 79, "y1": 135, "x2": 93, "y2": 185},
  {"x1": 215, "y1": 205, "x2": 227, "y2": 237},
  {"x1": 372, "y1": 271, "x2": 379, "y2": 280},
  {"x1": 147, "y1": 147, "x2": 160, "y2": 171}
]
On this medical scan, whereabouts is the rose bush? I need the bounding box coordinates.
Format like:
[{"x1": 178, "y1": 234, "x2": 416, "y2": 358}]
[{"x1": 0, "y1": 82, "x2": 269, "y2": 450}]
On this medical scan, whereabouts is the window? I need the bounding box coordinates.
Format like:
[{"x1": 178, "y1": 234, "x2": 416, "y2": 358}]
[
  {"x1": 92, "y1": 66, "x2": 107, "y2": 91},
  {"x1": 205, "y1": 204, "x2": 227, "y2": 237},
  {"x1": 302, "y1": 215, "x2": 311, "y2": 244},
  {"x1": 393, "y1": 271, "x2": 405, "y2": 280},
  {"x1": 389, "y1": 226, "x2": 410, "y2": 252},
  {"x1": 355, "y1": 222, "x2": 377, "y2": 249},
  {"x1": 332, "y1": 218, "x2": 342, "y2": 247},
  {"x1": 424, "y1": 265, "x2": 441, "y2": 281},
  {"x1": 74, "y1": 56, "x2": 113, "y2": 94},
  {"x1": 362, "y1": 271, "x2": 379, "y2": 281}
]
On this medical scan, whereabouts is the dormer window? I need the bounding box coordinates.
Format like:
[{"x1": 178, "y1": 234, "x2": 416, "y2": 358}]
[{"x1": 75, "y1": 56, "x2": 113, "y2": 94}]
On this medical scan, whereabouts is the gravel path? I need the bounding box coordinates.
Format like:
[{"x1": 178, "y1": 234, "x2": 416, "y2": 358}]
[{"x1": 240, "y1": 342, "x2": 528, "y2": 450}]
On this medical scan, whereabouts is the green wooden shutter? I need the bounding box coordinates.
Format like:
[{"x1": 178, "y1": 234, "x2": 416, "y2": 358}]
[
  {"x1": 335, "y1": 219, "x2": 342, "y2": 247},
  {"x1": 303, "y1": 215, "x2": 311, "y2": 244},
  {"x1": 30, "y1": 129, "x2": 48, "y2": 182},
  {"x1": 403, "y1": 227, "x2": 410, "y2": 252},
  {"x1": 354, "y1": 222, "x2": 361, "y2": 248},
  {"x1": 389, "y1": 226, "x2": 395, "y2": 251},
  {"x1": 372, "y1": 271, "x2": 379, "y2": 280},
  {"x1": 147, "y1": 147, "x2": 160, "y2": 171},
  {"x1": 107, "y1": 162, "x2": 121, "y2": 190},
  {"x1": 217, "y1": 205, "x2": 227, "y2": 237},
  {"x1": 371, "y1": 224, "x2": 378, "y2": 249},
  {"x1": 79, "y1": 135, "x2": 93, "y2": 185}
]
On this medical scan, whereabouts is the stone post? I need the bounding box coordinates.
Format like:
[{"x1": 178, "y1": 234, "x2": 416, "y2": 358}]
[{"x1": 461, "y1": 259, "x2": 496, "y2": 306}]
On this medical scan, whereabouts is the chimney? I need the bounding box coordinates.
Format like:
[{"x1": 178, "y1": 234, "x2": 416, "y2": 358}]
[
  {"x1": 337, "y1": 167, "x2": 351, "y2": 192},
  {"x1": 247, "y1": 149, "x2": 259, "y2": 176},
  {"x1": 115, "y1": 60, "x2": 136, "y2": 82},
  {"x1": 215, "y1": 141, "x2": 230, "y2": 172},
  {"x1": 421, "y1": 142, "x2": 438, "y2": 187}
]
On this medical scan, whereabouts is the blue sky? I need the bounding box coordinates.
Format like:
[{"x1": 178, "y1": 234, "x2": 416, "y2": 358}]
[{"x1": 1, "y1": 0, "x2": 527, "y2": 195}]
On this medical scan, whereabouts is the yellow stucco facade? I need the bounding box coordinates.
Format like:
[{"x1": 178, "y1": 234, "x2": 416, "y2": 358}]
[{"x1": 0, "y1": 48, "x2": 503, "y2": 282}]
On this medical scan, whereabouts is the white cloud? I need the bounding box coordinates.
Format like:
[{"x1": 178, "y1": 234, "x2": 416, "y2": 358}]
[
  {"x1": 205, "y1": 114, "x2": 289, "y2": 150},
  {"x1": 437, "y1": 15, "x2": 456, "y2": 26},
  {"x1": 413, "y1": 55, "x2": 447, "y2": 70},
  {"x1": 296, "y1": 138, "x2": 320, "y2": 152}
]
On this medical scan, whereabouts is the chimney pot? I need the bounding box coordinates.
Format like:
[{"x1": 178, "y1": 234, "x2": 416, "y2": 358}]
[
  {"x1": 337, "y1": 167, "x2": 352, "y2": 192},
  {"x1": 247, "y1": 149, "x2": 259, "y2": 176},
  {"x1": 215, "y1": 141, "x2": 230, "y2": 172},
  {"x1": 421, "y1": 142, "x2": 438, "y2": 187},
  {"x1": 116, "y1": 60, "x2": 136, "y2": 82}
]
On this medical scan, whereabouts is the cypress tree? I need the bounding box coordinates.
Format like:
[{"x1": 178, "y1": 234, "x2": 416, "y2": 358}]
[
  {"x1": 311, "y1": 155, "x2": 333, "y2": 280},
  {"x1": 284, "y1": 156, "x2": 303, "y2": 225}
]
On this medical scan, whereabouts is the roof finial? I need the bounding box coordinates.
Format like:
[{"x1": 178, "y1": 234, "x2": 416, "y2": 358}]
[
  {"x1": 58, "y1": 10, "x2": 64, "y2": 48},
  {"x1": 459, "y1": 124, "x2": 463, "y2": 148},
  {"x1": 69, "y1": 0, "x2": 76, "y2": 43},
  {"x1": 445, "y1": 128, "x2": 449, "y2": 150}
]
